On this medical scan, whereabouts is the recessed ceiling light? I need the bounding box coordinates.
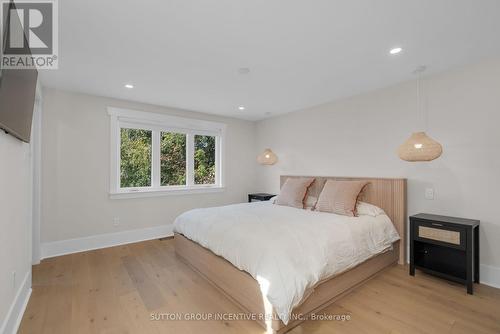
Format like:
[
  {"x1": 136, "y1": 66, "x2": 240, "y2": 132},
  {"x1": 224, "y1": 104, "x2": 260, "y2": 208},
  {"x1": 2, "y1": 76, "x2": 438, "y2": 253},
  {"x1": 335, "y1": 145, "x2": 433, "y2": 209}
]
[
  {"x1": 390, "y1": 47, "x2": 403, "y2": 55},
  {"x1": 124, "y1": 84, "x2": 134, "y2": 89},
  {"x1": 238, "y1": 106, "x2": 245, "y2": 111}
]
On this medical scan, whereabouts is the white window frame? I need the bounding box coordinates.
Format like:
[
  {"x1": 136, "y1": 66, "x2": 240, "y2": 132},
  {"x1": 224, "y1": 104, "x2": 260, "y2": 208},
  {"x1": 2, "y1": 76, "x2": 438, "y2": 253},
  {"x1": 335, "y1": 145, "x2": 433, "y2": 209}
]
[{"x1": 108, "y1": 107, "x2": 226, "y2": 199}]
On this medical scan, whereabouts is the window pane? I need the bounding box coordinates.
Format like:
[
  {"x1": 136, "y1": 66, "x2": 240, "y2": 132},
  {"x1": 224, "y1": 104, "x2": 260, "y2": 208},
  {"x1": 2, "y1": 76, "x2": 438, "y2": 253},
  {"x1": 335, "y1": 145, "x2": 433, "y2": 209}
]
[
  {"x1": 120, "y1": 128, "x2": 152, "y2": 188},
  {"x1": 161, "y1": 132, "x2": 186, "y2": 186},
  {"x1": 194, "y1": 135, "x2": 216, "y2": 185}
]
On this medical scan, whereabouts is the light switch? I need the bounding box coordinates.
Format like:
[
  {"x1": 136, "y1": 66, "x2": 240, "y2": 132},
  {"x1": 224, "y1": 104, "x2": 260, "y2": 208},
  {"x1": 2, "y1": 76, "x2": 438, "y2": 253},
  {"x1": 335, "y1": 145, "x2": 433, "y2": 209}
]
[{"x1": 425, "y1": 188, "x2": 434, "y2": 200}]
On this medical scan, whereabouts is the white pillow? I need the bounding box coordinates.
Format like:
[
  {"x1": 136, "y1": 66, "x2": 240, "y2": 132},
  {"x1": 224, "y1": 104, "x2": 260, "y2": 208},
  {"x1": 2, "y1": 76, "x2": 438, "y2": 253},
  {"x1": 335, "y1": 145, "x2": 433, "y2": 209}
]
[
  {"x1": 356, "y1": 201, "x2": 385, "y2": 217},
  {"x1": 271, "y1": 195, "x2": 317, "y2": 210},
  {"x1": 304, "y1": 196, "x2": 318, "y2": 210}
]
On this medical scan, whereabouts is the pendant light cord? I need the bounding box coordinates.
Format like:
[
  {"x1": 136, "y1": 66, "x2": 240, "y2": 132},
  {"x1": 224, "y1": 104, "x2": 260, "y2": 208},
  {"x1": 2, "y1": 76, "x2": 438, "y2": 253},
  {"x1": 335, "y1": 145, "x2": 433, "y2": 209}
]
[
  {"x1": 416, "y1": 71, "x2": 421, "y2": 131},
  {"x1": 423, "y1": 75, "x2": 428, "y2": 131},
  {"x1": 414, "y1": 65, "x2": 427, "y2": 132}
]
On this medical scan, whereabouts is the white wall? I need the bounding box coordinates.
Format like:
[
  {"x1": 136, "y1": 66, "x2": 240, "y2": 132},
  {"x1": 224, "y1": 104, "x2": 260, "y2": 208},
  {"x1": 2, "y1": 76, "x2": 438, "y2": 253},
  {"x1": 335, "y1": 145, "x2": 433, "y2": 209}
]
[
  {"x1": 256, "y1": 58, "x2": 500, "y2": 283},
  {"x1": 41, "y1": 88, "x2": 257, "y2": 247},
  {"x1": 40, "y1": 58, "x2": 500, "y2": 287},
  {"x1": 0, "y1": 131, "x2": 32, "y2": 333}
]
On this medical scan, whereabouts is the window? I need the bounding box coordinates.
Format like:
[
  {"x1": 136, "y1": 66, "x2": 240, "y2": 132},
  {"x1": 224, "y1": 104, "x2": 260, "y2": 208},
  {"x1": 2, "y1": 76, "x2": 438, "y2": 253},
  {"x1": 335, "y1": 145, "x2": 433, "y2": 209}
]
[
  {"x1": 194, "y1": 134, "x2": 216, "y2": 185},
  {"x1": 109, "y1": 108, "x2": 225, "y2": 198},
  {"x1": 160, "y1": 132, "x2": 186, "y2": 186},
  {"x1": 120, "y1": 128, "x2": 152, "y2": 188}
]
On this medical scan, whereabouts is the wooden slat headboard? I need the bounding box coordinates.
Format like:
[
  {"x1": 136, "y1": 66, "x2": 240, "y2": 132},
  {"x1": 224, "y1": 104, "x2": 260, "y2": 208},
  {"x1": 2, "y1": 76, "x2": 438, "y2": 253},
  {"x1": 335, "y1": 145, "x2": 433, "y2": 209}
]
[{"x1": 280, "y1": 175, "x2": 407, "y2": 264}]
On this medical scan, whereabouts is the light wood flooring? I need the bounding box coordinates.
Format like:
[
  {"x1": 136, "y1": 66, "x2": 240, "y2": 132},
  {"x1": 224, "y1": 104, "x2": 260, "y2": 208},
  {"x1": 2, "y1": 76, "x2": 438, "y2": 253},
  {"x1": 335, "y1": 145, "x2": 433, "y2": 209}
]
[{"x1": 19, "y1": 239, "x2": 500, "y2": 334}]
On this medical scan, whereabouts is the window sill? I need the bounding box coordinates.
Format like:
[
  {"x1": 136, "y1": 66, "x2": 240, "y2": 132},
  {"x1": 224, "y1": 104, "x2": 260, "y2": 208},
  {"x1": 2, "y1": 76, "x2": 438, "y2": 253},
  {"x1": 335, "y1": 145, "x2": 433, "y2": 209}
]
[{"x1": 109, "y1": 186, "x2": 225, "y2": 199}]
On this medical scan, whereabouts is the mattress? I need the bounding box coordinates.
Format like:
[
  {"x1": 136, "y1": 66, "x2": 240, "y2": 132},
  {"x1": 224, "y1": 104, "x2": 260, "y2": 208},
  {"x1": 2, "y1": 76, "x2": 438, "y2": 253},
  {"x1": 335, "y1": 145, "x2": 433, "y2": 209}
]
[{"x1": 173, "y1": 200, "x2": 400, "y2": 324}]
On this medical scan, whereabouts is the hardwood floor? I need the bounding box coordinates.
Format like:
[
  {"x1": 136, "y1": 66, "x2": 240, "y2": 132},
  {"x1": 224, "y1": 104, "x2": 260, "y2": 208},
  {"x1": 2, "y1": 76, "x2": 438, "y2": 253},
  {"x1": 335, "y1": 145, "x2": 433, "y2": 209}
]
[{"x1": 19, "y1": 239, "x2": 500, "y2": 334}]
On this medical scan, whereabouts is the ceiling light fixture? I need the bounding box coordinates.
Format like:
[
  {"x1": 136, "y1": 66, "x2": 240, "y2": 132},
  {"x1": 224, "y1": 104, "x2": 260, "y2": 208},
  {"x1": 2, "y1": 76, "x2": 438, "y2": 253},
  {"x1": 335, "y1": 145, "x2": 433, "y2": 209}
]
[
  {"x1": 397, "y1": 66, "x2": 443, "y2": 162},
  {"x1": 390, "y1": 47, "x2": 403, "y2": 55},
  {"x1": 257, "y1": 148, "x2": 278, "y2": 165},
  {"x1": 124, "y1": 84, "x2": 134, "y2": 89},
  {"x1": 238, "y1": 106, "x2": 245, "y2": 111}
]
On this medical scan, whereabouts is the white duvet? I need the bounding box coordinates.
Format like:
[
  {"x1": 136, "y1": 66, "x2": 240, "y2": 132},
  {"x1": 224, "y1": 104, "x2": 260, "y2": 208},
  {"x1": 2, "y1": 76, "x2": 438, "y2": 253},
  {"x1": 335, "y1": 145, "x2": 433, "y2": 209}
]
[{"x1": 173, "y1": 201, "x2": 400, "y2": 324}]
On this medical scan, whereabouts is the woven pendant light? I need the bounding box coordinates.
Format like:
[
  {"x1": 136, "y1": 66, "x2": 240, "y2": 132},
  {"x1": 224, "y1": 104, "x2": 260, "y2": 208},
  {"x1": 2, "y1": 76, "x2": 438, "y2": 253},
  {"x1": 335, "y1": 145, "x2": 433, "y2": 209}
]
[
  {"x1": 398, "y1": 66, "x2": 443, "y2": 162},
  {"x1": 257, "y1": 148, "x2": 278, "y2": 165},
  {"x1": 398, "y1": 132, "x2": 442, "y2": 161}
]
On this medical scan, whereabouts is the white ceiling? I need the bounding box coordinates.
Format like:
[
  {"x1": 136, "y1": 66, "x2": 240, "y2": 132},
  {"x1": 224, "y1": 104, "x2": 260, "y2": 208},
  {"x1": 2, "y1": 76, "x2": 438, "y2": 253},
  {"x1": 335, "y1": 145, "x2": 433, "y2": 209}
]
[{"x1": 40, "y1": 0, "x2": 500, "y2": 121}]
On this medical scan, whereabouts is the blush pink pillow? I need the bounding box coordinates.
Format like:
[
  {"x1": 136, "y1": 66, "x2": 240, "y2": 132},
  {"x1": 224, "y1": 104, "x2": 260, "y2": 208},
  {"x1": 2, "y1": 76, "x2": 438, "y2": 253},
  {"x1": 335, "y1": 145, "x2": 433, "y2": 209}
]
[
  {"x1": 275, "y1": 177, "x2": 315, "y2": 209},
  {"x1": 315, "y1": 180, "x2": 368, "y2": 216}
]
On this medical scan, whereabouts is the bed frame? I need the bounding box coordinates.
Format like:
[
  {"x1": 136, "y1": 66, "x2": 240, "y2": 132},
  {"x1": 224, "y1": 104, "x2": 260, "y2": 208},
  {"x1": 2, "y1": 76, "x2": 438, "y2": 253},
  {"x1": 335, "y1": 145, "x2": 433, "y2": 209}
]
[{"x1": 175, "y1": 176, "x2": 407, "y2": 333}]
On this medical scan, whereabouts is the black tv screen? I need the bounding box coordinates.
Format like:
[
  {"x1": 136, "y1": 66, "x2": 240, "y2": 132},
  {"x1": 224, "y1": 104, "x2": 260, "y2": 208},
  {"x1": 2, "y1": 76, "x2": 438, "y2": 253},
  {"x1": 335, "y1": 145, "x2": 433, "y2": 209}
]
[{"x1": 0, "y1": 1, "x2": 38, "y2": 143}]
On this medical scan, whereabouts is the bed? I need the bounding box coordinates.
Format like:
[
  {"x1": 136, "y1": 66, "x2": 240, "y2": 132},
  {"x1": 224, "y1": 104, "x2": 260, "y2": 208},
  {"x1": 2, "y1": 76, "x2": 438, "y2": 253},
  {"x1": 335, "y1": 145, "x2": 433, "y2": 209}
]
[{"x1": 174, "y1": 176, "x2": 406, "y2": 333}]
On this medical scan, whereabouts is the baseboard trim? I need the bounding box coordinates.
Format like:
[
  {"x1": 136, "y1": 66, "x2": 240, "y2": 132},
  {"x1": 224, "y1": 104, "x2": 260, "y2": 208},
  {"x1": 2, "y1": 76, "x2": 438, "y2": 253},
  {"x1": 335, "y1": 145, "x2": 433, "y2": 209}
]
[
  {"x1": 480, "y1": 264, "x2": 500, "y2": 289},
  {"x1": 0, "y1": 270, "x2": 32, "y2": 334},
  {"x1": 41, "y1": 224, "x2": 173, "y2": 259}
]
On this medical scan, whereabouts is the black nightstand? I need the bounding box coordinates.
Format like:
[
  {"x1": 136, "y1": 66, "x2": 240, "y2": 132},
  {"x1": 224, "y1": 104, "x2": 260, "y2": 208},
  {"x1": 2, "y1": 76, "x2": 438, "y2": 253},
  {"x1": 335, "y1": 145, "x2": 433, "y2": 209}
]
[
  {"x1": 409, "y1": 213, "x2": 480, "y2": 294},
  {"x1": 248, "y1": 193, "x2": 276, "y2": 202}
]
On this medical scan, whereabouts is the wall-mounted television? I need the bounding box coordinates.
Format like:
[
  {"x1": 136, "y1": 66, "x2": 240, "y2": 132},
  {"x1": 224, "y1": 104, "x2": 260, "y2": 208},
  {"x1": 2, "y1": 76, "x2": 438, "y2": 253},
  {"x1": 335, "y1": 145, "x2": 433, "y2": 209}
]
[{"x1": 0, "y1": 0, "x2": 38, "y2": 143}]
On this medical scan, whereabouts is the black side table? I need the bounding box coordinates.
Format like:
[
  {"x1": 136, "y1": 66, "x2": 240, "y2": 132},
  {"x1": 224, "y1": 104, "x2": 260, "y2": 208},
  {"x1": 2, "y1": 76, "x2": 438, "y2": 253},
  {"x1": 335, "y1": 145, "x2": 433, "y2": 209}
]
[
  {"x1": 409, "y1": 213, "x2": 480, "y2": 294},
  {"x1": 248, "y1": 193, "x2": 276, "y2": 202}
]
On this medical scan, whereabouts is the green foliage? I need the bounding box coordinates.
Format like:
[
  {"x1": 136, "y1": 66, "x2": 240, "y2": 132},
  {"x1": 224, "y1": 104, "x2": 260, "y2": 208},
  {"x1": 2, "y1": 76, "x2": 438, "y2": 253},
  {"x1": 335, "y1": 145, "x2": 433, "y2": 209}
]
[
  {"x1": 194, "y1": 135, "x2": 216, "y2": 184},
  {"x1": 120, "y1": 128, "x2": 152, "y2": 187},
  {"x1": 120, "y1": 129, "x2": 216, "y2": 188},
  {"x1": 161, "y1": 132, "x2": 186, "y2": 186}
]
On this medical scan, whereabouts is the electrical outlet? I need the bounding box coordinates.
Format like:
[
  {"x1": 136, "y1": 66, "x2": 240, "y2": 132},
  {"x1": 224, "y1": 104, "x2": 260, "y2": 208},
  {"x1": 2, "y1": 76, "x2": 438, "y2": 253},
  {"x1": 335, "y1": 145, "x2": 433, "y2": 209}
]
[
  {"x1": 425, "y1": 188, "x2": 435, "y2": 200},
  {"x1": 113, "y1": 217, "x2": 120, "y2": 226}
]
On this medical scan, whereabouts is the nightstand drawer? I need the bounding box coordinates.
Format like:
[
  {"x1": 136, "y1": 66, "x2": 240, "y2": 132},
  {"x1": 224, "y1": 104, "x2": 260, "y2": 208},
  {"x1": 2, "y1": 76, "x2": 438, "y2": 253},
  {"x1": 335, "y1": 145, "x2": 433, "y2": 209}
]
[
  {"x1": 418, "y1": 226, "x2": 461, "y2": 245},
  {"x1": 413, "y1": 220, "x2": 466, "y2": 249}
]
